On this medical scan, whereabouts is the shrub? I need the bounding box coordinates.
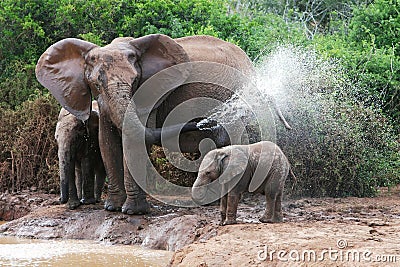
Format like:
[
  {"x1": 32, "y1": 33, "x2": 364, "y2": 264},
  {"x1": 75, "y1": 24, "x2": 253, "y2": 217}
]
[
  {"x1": 0, "y1": 96, "x2": 59, "y2": 192},
  {"x1": 312, "y1": 0, "x2": 400, "y2": 126},
  {"x1": 258, "y1": 46, "x2": 400, "y2": 197},
  {"x1": 279, "y1": 98, "x2": 400, "y2": 197}
]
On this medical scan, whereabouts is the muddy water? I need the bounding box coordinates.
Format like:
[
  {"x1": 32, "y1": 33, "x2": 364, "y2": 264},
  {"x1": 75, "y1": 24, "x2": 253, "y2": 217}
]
[{"x1": 0, "y1": 234, "x2": 172, "y2": 266}]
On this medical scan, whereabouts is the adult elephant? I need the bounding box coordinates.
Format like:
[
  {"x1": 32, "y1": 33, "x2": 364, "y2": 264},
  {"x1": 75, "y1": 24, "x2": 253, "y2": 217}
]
[{"x1": 36, "y1": 34, "x2": 289, "y2": 214}]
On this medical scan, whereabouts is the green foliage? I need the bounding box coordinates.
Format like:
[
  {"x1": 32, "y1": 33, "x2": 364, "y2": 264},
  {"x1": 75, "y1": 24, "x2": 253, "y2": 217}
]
[
  {"x1": 312, "y1": 0, "x2": 400, "y2": 124},
  {"x1": 347, "y1": 0, "x2": 400, "y2": 121},
  {"x1": 349, "y1": 0, "x2": 400, "y2": 54},
  {"x1": 119, "y1": 0, "x2": 226, "y2": 38}
]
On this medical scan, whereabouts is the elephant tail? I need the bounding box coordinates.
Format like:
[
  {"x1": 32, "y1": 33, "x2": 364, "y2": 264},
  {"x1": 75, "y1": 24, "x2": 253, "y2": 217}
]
[{"x1": 288, "y1": 167, "x2": 298, "y2": 193}]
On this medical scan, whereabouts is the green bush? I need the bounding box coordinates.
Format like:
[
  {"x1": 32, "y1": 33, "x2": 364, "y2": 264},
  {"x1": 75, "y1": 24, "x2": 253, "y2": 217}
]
[
  {"x1": 280, "y1": 99, "x2": 399, "y2": 197},
  {"x1": 349, "y1": 0, "x2": 400, "y2": 54},
  {"x1": 312, "y1": 0, "x2": 400, "y2": 125}
]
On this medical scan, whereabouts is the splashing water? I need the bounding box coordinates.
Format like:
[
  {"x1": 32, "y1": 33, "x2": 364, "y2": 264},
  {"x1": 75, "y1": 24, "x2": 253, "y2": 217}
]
[
  {"x1": 197, "y1": 45, "x2": 343, "y2": 142},
  {"x1": 255, "y1": 46, "x2": 344, "y2": 125}
]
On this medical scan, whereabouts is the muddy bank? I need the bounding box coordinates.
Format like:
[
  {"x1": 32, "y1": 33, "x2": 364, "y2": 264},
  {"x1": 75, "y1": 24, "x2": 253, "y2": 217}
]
[
  {"x1": 170, "y1": 188, "x2": 400, "y2": 266},
  {"x1": 0, "y1": 192, "x2": 220, "y2": 251},
  {"x1": 0, "y1": 190, "x2": 59, "y2": 221}
]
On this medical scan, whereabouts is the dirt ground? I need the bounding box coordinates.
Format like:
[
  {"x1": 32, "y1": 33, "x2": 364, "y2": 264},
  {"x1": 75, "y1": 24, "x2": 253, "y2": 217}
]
[
  {"x1": 1, "y1": 187, "x2": 400, "y2": 266},
  {"x1": 170, "y1": 187, "x2": 400, "y2": 266}
]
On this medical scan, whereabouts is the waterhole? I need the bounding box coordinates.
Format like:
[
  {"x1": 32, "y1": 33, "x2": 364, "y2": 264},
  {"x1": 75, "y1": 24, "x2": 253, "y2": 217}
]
[{"x1": 0, "y1": 235, "x2": 172, "y2": 266}]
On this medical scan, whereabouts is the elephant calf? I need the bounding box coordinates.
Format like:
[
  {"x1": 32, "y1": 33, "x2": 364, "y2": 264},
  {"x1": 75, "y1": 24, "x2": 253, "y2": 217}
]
[
  {"x1": 55, "y1": 101, "x2": 106, "y2": 209},
  {"x1": 192, "y1": 141, "x2": 291, "y2": 225}
]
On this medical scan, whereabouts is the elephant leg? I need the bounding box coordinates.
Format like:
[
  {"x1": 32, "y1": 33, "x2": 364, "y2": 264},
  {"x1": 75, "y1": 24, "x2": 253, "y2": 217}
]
[
  {"x1": 121, "y1": 155, "x2": 150, "y2": 215},
  {"x1": 67, "y1": 162, "x2": 81, "y2": 209},
  {"x1": 59, "y1": 163, "x2": 70, "y2": 204},
  {"x1": 81, "y1": 156, "x2": 96, "y2": 205},
  {"x1": 260, "y1": 193, "x2": 276, "y2": 223},
  {"x1": 75, "y1": 167, "x2": 82, "y2": 200},
  {"x1": 219, "y1": 195, "x2": 228, "y2": 225},
  {"x1": 273, "y1": 190, "x2": 283, "y2": 222},
  {"x1": 94, "y1": 162, "x2": 106, "y2": 202},
  {"x1": 58, "y1": 149, "x2": 74, "y2": 204},
  {"x1": 100, "y1": 117, "x2": 126, "y2": 211},
  {"x1": 260, "y1": 170, "x2": 285, "y2": 223},
  {"x1": 224, "y1": 194, "x2": 240, "y2": 225}
]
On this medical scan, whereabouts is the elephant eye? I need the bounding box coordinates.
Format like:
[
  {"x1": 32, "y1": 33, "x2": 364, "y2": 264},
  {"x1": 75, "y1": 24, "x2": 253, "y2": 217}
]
[
  {"x1": 127, "y1": 53, "x2": 137, "y2": 63},
  {"x1": 88, "y1": 55, "x2": 97, "y2": 63}
]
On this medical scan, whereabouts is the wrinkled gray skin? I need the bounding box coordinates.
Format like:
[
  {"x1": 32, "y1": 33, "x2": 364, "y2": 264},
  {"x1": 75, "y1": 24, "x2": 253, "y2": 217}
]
[
  {"x1": 55, "y1": 101, "x2": 106, "y2": 209},
  {"x1": 192, "y1": 141, "x2": 290, "y2": 225},
  {"x1": 36, "y1": 34, "x2": 291, "y2": 214}
]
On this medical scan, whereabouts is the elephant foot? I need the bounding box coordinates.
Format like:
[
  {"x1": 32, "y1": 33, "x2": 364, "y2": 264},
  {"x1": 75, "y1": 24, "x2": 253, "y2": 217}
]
[
  {"x1": 259, "y1": 216, "x2": 282, "y2": 223},
  {"x1": 95, "y1": 194, "x2": 102, "y2": 203},
  {"x1": 222, "y1": 219, "x2": 237, "y2": 226},
  {"x1": 67, "y1": 199, "x2": 81, "y2": 210},
  {"x1": 104, "y1": 199, "x2": 122, "y2": 211},
  {"x1": 81, "y1": 197, "x2": 96, "y2": 205},
  {"x1": 104, "y1": 194, "x2": 126, "y2": 211},
  {"x1": 122, "y1": 198, "x2": 150, "y2": 215}
]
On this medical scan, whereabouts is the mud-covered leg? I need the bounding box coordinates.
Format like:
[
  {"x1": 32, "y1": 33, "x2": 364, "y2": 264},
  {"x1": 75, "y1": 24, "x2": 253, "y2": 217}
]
[
  {"x1": 58, "y1": 148, "x2": 73, "y2": 205},
  {"x1": 75, "y1": 167, "x2": 82, "y2": 200},
  {"x1": 67, "y1": 163, "x2": 81, "y2": 209},
  {"x1": 94, "y1": 162, "x2": 106, "y2": 202},
  {"x1": 224, "y1": 194, "x2": 240, "y2": 225},
  {"x1": 260, "y1": 193, "x2": 276, "y2": 223},
  {"x1": 100, "y1": 113, "x2": 126, "y2": 211},
  {"x1": 81, "y1": 156, "x2": 96, "y2": 205},
  {"x1": 273, "y1": 190, "x2": 283, "y2": 222},
  {"x1": 121, "y1": 156, "x2": 150, "y2": 215},
  {"x1": 219, "y1": 195, "x2": 228, "y2": 225}
]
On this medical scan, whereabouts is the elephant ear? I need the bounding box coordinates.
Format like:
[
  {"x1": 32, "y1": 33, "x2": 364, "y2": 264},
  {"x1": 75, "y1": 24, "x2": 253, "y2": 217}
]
[
  {"x1": 35, "y1": 38, "x2": 98, "y2": 121},
  {"x1": 218, "y1": 148, "x2": 248, "y2": 184},
  {"x1": 129, "y1": 34, "x2": 190, "y2": 84}
]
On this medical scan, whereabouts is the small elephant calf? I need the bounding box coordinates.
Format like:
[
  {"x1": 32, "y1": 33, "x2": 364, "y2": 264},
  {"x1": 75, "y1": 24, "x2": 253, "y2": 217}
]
[
  {"x1": 192, "y1": 141, "x2": 292, "y2": 225},
  {"x1": 55, "y1": 101, "x2": 106, "y2": 209}
]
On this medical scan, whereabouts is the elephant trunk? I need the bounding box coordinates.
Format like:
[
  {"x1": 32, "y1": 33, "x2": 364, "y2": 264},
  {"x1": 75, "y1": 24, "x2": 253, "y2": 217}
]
[
  {"x1": 191, "y1": 185, "x2": 207, "y2": 202},
  {"x1": 122, "y1": 97, "x2": 200, "y2": 146},
  {"x1": 147, "y1": 122, "x2": 199, "y2": 146},
  {"x1": 109, "y1": 102, "x2": 130, "y2": 131},
  {"x1": 191, "y1": 175, "x2": 209, "y2": 202},
  {"x1": 101, "y1": 83, "x2": 133, "y2": 131}
]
